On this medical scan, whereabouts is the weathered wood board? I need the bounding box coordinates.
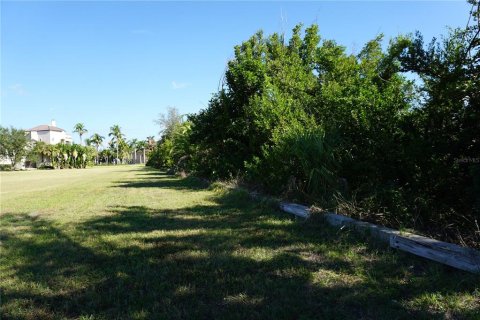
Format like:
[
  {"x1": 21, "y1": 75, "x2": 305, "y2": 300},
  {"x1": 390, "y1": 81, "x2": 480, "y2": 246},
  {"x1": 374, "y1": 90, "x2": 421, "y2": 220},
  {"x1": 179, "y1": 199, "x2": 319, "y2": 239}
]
[
  {"x1": 278, "y1": 201, "x2": 480, "y2": 274},
  {"x1": 390, "y1": 234, "x2": 480, "y2": 274},
  {"x1": 279, "y1": 202, "x2": 310, "y2": 218},
  {"x1": 324, "y1": 213, "x2": 400, "y2": 242}
]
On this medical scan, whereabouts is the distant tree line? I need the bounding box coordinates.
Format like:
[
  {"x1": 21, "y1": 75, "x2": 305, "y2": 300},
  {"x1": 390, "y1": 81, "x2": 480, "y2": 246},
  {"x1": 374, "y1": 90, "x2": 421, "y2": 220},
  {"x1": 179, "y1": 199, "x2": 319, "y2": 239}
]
[
  {"x1": 0, "y1": 122, "x2": 155, "y2": 169},
  {"x1": 147, "y1": 1, "x2": 480, "y2": 247}
]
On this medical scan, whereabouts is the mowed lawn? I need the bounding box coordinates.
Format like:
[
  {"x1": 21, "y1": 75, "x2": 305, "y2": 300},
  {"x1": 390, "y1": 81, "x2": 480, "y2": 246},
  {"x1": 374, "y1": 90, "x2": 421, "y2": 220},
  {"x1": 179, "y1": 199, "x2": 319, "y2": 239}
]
[{"x1": 1, "y1": 166, "x2": 479, "y2": 320}]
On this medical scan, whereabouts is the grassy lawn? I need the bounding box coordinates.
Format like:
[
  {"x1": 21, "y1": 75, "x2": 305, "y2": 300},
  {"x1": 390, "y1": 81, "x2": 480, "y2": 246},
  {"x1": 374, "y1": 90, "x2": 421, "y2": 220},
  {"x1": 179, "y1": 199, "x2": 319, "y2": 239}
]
[{"x1": 1, "y1": 165, "x2": 479, "y2": 319}]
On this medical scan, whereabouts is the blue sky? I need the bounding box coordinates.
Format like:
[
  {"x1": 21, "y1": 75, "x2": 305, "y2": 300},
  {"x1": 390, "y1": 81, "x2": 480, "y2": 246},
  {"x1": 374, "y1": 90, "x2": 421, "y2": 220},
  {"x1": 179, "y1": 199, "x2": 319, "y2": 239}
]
[{"x1": 1, "y1": 1, "x2": 471, "y2": 144}]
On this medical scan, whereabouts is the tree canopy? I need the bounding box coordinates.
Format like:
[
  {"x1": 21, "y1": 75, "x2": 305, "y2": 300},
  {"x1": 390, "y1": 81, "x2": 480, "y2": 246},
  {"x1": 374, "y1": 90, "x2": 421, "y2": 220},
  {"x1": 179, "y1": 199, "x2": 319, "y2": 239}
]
[
  {"x1": 147, "y1": 2, "x2": 480, "y2": 247},
  {"x1": 0, "y1": 126, "x2": 29, "y2": 168}
]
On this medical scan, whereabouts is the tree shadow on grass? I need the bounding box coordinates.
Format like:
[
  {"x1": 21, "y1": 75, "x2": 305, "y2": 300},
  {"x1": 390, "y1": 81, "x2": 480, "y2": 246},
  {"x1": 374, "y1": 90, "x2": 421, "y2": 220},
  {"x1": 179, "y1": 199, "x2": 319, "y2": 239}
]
[
  {"x1": 1, "y1": 187, "x2": 479, "y2": 319},
  {"x1": 112, "y1": 172, "x2": 209, "y2": 191},
  {"x1": 0, "y1": 213, "x2": 110, "y2": 319}
]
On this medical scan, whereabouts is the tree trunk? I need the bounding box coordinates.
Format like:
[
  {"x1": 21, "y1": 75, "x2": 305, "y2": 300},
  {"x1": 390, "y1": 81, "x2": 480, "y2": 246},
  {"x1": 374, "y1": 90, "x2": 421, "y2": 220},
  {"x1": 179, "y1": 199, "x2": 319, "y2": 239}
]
[{"x1": 10, "y1": 152, "x2": 17, "y2": 169}]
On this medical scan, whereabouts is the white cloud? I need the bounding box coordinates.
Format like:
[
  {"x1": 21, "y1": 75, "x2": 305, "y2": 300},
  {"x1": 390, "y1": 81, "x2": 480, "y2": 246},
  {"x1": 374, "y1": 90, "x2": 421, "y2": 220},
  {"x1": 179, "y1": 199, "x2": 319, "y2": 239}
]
[{"x1": 171, "y1": 81, "x2": 190, "y2": 90}]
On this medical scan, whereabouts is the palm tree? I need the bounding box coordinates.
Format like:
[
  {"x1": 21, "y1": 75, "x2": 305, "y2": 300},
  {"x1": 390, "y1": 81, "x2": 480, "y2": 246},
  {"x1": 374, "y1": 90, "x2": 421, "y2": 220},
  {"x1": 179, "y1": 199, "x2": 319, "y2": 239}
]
[
  {"x1": 48, "y1": 144, "x2": 60, "y2": 168},
  {"x1": 118, "y1": 139, "x2": 131, "y2": 164},
  {"x1": 109, "y1": 125, "x2": 123, "y2": 164},
  {"x1": 100, "y1": 149, "x2": 113, "y2": 165},
  {"x1": 90, "y1": 133, "x2": 105, "y2": 165},
  {"x1": 129, "y1": 139, "x2": 139, "y2": 163},
  {"x1": 146, "y1": 136, "x2": 156, "y2": 152},
  {"x1": 31, "y1": 141, "x2": 48, "y2": 164},
  {"x1": 57, "y1": 143, "x2": 70, "y2": 169},
  {"x1": 137, "y1": 140, "x2": 148, "y2": 164},
  {"x1": 73, "y1": 123, "x2": 88, "y2": 146},
  {"x1": 72, "y1": 147, "x2": 78, "y2": 168},
  {"x1": 82, "y1": 152, "x2": 87, "y2": 168}
]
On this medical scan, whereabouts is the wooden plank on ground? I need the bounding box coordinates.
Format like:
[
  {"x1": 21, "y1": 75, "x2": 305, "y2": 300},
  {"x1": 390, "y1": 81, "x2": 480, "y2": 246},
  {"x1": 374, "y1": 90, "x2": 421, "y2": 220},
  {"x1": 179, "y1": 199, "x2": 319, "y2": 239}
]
[
  {"x1": 279, "y1": 203, "x2": 310, "y2": 218},
  {"x1": 390, "y1": 234, "x2": 480, "y2": 274},
  {"x1": 323, "y1": 213, "x2": 355, "y2": 226},
  {"x1": 277, "y1": 201, "x2": 480, "y2": 273}
]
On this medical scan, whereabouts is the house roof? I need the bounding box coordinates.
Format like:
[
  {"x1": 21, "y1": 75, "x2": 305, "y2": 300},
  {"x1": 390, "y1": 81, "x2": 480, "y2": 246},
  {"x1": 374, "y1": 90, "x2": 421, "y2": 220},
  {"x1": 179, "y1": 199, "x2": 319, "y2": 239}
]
[{"x1": 28, "y1": 125, "x2": 65, "y2": 132}]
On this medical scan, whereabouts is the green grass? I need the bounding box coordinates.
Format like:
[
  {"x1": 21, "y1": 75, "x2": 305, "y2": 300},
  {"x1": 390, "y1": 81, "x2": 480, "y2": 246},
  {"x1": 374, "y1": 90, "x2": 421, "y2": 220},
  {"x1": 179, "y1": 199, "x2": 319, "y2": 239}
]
[{"x1": 1, "y1": 166, "x2": 479, "y2": 319}]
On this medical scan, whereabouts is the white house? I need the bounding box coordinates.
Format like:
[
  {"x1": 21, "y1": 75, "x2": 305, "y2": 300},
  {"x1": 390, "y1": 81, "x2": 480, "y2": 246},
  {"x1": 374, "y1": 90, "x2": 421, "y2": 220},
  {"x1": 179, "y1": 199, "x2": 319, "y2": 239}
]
[{"x1": 27, "y1": 120, "x2": 73, "y2": 145}]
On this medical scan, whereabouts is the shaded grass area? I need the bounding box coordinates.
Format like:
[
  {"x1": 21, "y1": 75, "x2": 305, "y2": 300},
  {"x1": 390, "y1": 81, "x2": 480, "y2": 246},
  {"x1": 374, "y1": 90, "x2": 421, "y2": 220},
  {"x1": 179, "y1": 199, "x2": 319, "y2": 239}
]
[
  {"x1": 113, "y1": 172, "x2": 209, "y2": 190},
  {"x1": 1, "y1": 167, "x2": 479, "y2": 319}
]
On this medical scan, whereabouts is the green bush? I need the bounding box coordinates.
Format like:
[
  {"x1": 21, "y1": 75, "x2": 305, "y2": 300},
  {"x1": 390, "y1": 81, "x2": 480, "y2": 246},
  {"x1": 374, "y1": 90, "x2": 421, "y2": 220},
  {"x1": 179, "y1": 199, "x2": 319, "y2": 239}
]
[
  {"x1": 246, "y1": 123, "x2": 338, "y2": 204},
  {"x1": 151, "y1": 5, "x2": 480, "y2": 247},
  {"x1": 0, "y1": 164, "x2": 12, "y2": 171}
]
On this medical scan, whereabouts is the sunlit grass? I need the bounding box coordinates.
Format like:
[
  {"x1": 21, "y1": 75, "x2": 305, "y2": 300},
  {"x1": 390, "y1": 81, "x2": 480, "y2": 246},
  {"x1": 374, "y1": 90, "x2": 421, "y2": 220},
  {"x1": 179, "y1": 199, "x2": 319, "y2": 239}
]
[{"x1": 1, "y1": 166, "x2": 479, "y2": 319}]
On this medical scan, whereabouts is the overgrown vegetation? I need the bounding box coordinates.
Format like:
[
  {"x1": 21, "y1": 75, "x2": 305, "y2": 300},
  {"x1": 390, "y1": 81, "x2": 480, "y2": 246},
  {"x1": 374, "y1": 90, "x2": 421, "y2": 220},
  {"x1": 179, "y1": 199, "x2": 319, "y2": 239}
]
[
  {"x1": 147, "y1": 1, "x2": 480, "y2": 247},
  {"x1": 0, "y1": 126, "x2": 30, "y2": 168},
  {"x1": 1, "y1": 166, "x2": 479, "y2": 319},
  {"x1": 29, "y1": 141, "x2": 96, "y2": 169}
]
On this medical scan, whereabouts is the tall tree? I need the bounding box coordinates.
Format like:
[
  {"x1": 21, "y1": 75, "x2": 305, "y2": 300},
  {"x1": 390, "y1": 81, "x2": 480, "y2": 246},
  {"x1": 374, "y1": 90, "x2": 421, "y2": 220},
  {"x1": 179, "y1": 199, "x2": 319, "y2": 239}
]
[
  {"x1": 72, "y1": 147, "x2": 79, "y2": 168},
  {"x1": 30, "y1": 141, "x2": 49, "y2": 165},
  {"x1": 90, "y1": 133, "x2": 105, "y2": 164},
  {"x1": 109, "y1": 125, "x2": 124, "y2": 164},
  {"x1": 146, "y1": 136, "x2": 156, "y2": 152},
  {"x1": 47, "y1": 144, "x2": 60, "y2": 168},
  {"x1": 0, "y1": 126, "x2": 29, "y2": 169},
  {"x1": 155, "y1": 107, "x2": 184, "y2": 137},
  {"x1": 137, "y1": 140, "x2": 148, "y2": 164},
  {"x1": 129, "y1": 139, "x2": 139, "y2": 163},
  {"x1": 73, "y1": 123, "x2": 88, "y2": 146},
  {"x1": 382, "y1": 0, "x2": 480, "y2": 238}
]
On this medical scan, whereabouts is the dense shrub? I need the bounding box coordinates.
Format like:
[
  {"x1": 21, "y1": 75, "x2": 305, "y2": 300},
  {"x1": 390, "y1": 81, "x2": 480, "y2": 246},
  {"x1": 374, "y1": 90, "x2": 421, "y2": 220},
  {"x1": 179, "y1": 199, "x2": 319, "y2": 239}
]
[
  {"x1": 0, "y1": 164, "x2": 12, "y2": 171},
  {"x1": 0, "y1": 126, "x2": 29, "y2": 168},
  {"x1": 29, "y1": 141, "x2": 96, "y2": 169},
  {"x1": 246, "y1": 123, "x2": 338, "y2": 203},
  {"x1": 151, "y1": 2, "x2": 480, "y2": 247},
  {"x1": 147, "y1": 121, "x2": 193, "y2": 172}
]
